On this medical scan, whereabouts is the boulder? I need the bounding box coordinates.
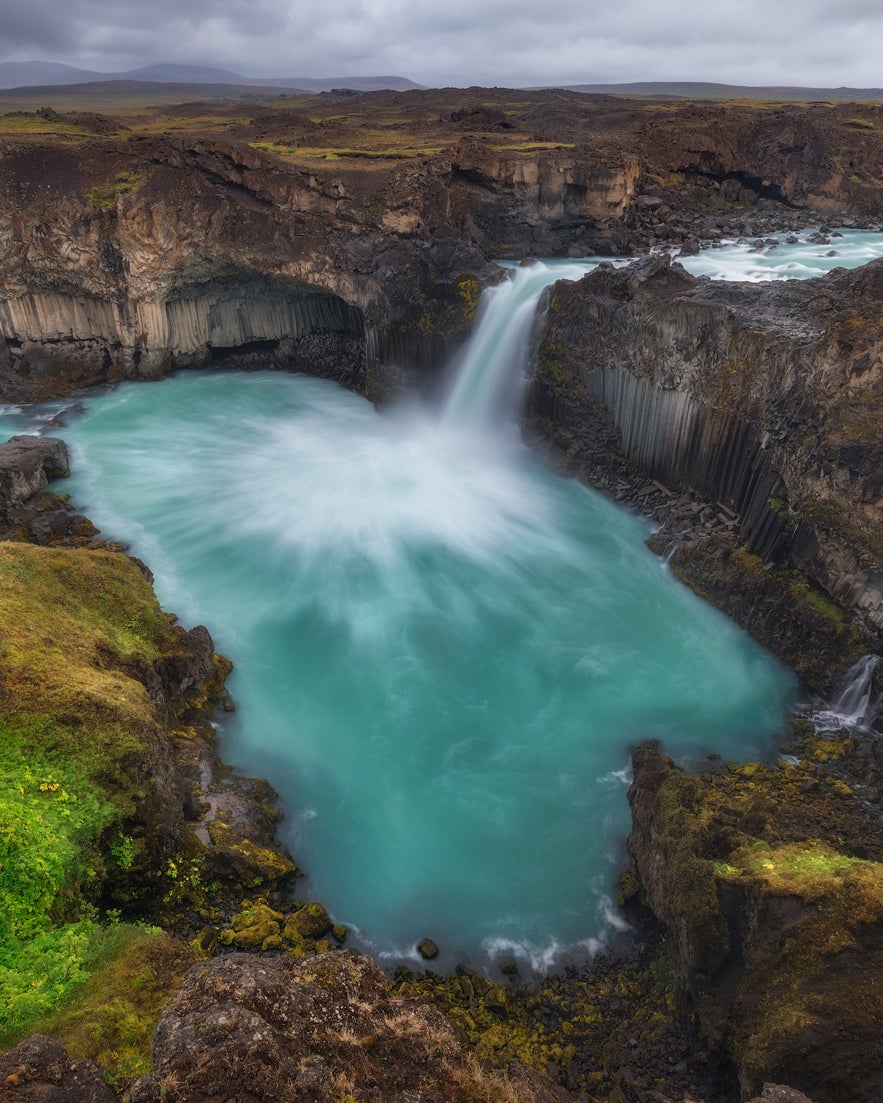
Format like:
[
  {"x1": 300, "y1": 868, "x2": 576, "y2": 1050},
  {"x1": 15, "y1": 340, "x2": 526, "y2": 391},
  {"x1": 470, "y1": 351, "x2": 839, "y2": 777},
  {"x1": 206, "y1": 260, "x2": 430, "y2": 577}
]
[
  {"x1": 129, "y1": 951, "x2": 568, "y2": 1103},
  {"x1": 0, "y1": 1035, "x2": 115, "y2": 1103},
  {"x1": 0, "y1": 435, "x2": 69, "y2": 510}
]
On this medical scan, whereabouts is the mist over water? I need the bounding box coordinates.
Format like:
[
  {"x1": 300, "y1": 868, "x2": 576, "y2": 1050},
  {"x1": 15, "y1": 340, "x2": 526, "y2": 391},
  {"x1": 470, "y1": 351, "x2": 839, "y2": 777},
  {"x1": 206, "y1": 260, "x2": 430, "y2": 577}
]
[
  {"x1": 41, "y1": 369, "x2": 792, "y2": 967},
  {"x1": 3, "y1": 232, "x2": 878, "y2": 969}
]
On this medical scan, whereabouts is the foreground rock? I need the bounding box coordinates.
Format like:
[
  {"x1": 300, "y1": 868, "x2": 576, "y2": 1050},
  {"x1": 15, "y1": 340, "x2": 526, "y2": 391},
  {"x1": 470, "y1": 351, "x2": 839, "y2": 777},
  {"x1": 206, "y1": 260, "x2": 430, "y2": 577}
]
[
  {"x1": 129, "y1": 951, "x2": 569, "y2": 1103},
  {"x1": 626, "y1": 741, "x2": 883, "y2": 1102},
  {"x1": 0, "y1": 435, "x2": 69, "y2": 508},
  {"x1": 0, "y1": 1035, "x2": 115, "y2": 1103}
]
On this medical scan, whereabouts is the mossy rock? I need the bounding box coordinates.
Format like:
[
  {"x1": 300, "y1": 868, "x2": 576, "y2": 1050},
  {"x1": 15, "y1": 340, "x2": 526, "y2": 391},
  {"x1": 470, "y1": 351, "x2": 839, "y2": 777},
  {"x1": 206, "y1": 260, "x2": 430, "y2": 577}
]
[
  {"x1": 206, "y1": 814, "x2": 297, "y2": 887},
  {"x1": 628, "y1": 742, "x2": 883, "y2": 1099},
  {"x1": 223, "y1": 902, "x2": 284, "y2": 950},
  {"x1": 282, "y1": 902, "x2": 333, "y2": 942}
]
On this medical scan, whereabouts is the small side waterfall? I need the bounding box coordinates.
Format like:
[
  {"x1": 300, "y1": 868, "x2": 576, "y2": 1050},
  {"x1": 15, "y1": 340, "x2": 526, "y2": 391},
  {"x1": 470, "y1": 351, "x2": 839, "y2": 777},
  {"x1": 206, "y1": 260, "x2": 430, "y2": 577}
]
[
  {"x1": 813, "y1": 654, "x2": 881, "y2": 731},
  {"x1": 441, "y1": 262, "x2": 593, "y2": 430}
]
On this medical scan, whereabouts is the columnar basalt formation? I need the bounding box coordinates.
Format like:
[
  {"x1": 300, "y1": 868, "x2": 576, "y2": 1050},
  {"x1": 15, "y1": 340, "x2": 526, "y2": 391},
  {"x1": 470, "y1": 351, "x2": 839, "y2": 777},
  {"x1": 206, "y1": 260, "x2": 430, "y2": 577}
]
[
  {"x1": 2, "y1": 91, "x2": 882, "y2": 406},
  {"x1": 530, "y1": 255, "x2": 883, "y2": 692}
]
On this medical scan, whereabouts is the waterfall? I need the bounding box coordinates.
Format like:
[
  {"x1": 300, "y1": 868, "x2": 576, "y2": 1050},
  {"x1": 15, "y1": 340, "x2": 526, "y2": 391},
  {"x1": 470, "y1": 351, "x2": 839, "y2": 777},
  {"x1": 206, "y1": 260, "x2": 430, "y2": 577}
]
[
  {"x1": 441, "y1": 262, "x2": 593, "y2": 430},
  {"x1": 813, "y1": 654, "x2": 881, "y2": 731}
]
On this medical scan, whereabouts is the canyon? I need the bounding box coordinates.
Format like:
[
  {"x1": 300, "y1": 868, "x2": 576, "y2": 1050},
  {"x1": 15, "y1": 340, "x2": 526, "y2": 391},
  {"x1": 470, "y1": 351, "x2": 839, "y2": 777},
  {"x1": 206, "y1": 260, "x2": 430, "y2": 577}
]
[{"x1": 0, "y1": 87, "x2": 882, "y2": 1103}]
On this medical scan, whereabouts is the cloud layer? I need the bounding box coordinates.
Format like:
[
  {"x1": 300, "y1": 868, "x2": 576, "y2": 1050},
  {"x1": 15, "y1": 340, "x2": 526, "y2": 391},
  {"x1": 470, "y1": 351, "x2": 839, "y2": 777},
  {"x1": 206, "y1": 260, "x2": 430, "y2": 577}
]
[{"x1": 1, "y1": 0, "x2": 881, "y2": 88}]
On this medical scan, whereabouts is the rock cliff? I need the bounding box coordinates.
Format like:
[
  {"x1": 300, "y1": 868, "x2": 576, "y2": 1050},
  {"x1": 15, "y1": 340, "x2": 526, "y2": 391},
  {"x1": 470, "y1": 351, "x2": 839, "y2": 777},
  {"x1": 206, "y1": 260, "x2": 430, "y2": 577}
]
[
  {"x1": 626, "y1": 741, "x2": 883, "y2": 1102},
  {"x1": 530, "y1": 255, "x2": 883, "y2": 693},
  {"x1": 2, "y1": 90, "x2": 881, "y2": 406}
]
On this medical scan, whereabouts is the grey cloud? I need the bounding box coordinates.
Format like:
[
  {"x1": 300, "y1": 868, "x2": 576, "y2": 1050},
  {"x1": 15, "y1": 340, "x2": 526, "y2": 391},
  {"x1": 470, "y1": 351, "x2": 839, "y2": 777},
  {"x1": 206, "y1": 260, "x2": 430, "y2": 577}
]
[{"x1": 1, "y1": 0, "x2": 882, "y2": 88}]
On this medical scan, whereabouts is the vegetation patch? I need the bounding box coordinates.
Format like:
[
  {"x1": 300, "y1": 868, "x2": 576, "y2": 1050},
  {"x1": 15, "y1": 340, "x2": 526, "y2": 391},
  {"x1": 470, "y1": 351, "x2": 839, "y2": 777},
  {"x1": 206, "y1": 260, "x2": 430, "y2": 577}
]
[
  {"x1": 84, "y1": 170, "x2": 146, "y2": 209},
  {"x1": 0, "y1": 543, "x2": 176, "y2": 1036},
  {"x1": 35, "y1": 928, "x2": 194, "y2": 1089},
  {"x1": 489, "y1": 141, "x2": 575, "y2": 152},
  {"x1": 0, "y1": 111, "x2": 92, "y2": 136}
]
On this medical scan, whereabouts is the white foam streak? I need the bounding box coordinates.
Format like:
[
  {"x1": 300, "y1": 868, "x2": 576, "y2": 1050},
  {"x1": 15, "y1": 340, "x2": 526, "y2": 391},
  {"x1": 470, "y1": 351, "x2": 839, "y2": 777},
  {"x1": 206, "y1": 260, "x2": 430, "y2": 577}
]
[
  {"x1": 677, "y1": 230, "x2": 883, "y2": 282},
  {"x1": 813, "y1": 654, "x2": 881, "y2": 732}
]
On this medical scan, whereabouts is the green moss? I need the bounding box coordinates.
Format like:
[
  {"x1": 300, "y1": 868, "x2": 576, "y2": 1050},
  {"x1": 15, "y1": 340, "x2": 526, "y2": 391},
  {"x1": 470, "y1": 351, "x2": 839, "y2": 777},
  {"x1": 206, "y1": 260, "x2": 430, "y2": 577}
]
[
  {"x1": 224, "y1": 902, "x2": 284, "y2": 950},
  {"x1": 33, "y1": 928, "x2": 193, "y2": 1090},
  {"x1": 846, "y1": 118, "x2": 874, "y2": 129},
  {"x1": 84, "y1": 171, "x2": 145, "y2": 209},
  {"x1": 456, "y1": 277, "x2": 480, "y2": 324},
  {"x1": 393, "y1": 940, "x2": 687, "y2": 1099},
  {"x1": 0, "y1": 542, "x2": 208, "y2": 1035},
  {"x1": 283, "y1": 902, "x2": 333, "y2": 942},
  {"x1": 766, "y1": 496, "x2": 789, "y2": 519}
]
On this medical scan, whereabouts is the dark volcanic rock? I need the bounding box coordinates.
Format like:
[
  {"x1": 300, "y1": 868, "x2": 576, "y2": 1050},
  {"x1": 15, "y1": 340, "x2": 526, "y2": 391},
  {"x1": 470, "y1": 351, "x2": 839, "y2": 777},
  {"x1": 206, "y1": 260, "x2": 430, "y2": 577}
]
[
  {"x1": 0, "y1": 435, "x2": 69, "y2": 509},
  {"x1": 0, "y1": 1035, "x2": 115, "y2": 1103},
  {"x1": 530, "y1": 254, "x2": 883, "y2": 692},
  {"x1": 627, "y1": 741, "x2": 883, "y2": 1103},
  {"x1": 129, "y1": 951, "x2": 569, "y2": 1103}
]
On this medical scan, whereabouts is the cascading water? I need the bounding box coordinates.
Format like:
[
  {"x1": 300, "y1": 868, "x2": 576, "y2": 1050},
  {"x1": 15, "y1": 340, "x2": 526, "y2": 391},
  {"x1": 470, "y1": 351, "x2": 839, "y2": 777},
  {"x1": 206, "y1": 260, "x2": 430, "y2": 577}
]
[
  {"x1": 813, "y1": 655, "x2": 881, "y2": 732},
  {"x1": 441, "y1": 262, "x2": 592, "y2": 428},
  {"x1": 6, "y1": 232, "x2": 876, "y2": 970}
]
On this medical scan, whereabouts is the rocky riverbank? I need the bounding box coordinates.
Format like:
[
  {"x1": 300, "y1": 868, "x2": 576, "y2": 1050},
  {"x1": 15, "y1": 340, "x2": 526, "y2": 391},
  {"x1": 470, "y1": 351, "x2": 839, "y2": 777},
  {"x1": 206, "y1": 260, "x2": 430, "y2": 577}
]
[
  {"x1": 0, "y1": 436, "x2": 354, "y2": 1087},
  {"x1": 528, "y1": 251, "x2": 883, "y2": 699}
]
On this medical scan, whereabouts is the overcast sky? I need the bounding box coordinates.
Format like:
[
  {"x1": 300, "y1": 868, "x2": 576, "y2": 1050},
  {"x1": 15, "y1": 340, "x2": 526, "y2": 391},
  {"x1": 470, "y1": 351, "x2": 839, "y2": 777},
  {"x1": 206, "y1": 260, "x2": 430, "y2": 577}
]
[{"x1": 1, "y1": 0, "x2": 882, "y2": 88}]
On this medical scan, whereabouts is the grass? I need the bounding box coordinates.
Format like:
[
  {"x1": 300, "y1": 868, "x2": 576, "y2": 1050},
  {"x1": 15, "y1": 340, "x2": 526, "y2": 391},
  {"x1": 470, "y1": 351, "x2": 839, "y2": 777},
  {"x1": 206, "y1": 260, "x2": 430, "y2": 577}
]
[
  {"x1": 0, "y1": 113, "x2": 93, "y2": 136},
  {"x1": 84, "y1": 170, "x2": 147, "y2": 209},
  {"x1": 490, "y1": 141, "x2": 575, "y2": 152},
  {"x1": 250, "y1": 139, "x2": 443, "y2": 162},
  {"x1": 36, "y1": 928, "x2": 194, "y2": 1088},
  {"x1": 0, "y1": 542, "x2": 180, "y2": 1038}
]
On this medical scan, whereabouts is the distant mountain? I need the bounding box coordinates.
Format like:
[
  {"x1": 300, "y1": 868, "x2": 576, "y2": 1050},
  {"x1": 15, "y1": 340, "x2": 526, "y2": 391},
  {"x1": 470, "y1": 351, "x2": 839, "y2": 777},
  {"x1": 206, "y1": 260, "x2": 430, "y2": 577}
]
[
  {"x1": 0, "y1": 60, "x2": 107, "y2": 86},
  {"x1": 0, "y1": 61, "x2": 420, "y2": 93},
  {"x1": 555, "y1": 80, "x2": 883, "y2": 102}
]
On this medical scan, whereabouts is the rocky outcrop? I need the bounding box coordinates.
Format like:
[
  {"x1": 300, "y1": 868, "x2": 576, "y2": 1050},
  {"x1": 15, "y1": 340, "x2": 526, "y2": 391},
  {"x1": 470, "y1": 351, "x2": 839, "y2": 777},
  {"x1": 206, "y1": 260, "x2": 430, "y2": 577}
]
[
  {"x1": 530, "y1": 255, "x2": 883, "y2": 692},
  {"x1": 0, "y1": 437, "x2": 296, "y2": 918},
  {"x1": 129, "y1": 951, "x2": 570, "y2": 1103},
  {"x1": 0, "y1": 435, "x2": 69, "y2": 509},
  {"x1": 0, "y1": 136, "x2": 490, "y2": 404},
  {"x1": 0, "y1": 1035, "x2": 115, "y2": 1103},
  {"x1": 627, "y1": 741, "x2": 883, "y2": 1103}
]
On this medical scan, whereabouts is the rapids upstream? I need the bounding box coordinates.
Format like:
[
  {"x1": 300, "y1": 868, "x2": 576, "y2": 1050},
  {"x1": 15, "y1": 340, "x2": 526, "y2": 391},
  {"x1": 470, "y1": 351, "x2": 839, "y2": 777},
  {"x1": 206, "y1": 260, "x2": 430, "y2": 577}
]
[{"x1": 1, "y1": 230, "x2": 881, "y2": 971}]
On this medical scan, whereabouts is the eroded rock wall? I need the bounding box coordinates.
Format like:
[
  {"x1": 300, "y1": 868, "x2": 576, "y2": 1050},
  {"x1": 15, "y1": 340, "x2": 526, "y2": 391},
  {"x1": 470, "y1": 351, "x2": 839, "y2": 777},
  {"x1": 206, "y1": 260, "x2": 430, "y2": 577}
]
[{"x1": 530, "y1": 256, "x2": 883, "y2": 683}]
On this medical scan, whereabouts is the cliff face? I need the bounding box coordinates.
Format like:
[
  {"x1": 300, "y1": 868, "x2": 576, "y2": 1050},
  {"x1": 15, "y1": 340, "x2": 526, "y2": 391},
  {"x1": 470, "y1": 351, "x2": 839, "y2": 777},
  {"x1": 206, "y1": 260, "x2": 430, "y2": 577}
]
[
  {"x1": 0, "y1": 137, "x2": 493, "y2": 402},
  {"x1": 2, "y1": 91, "x2": 882, "y2": 407},
  {"x1": 530, "y1": 255, "x2": 883, "y2": 690},
  {"x1": 627, "y1": 742, "x2": 883, "y2": 1103}
]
